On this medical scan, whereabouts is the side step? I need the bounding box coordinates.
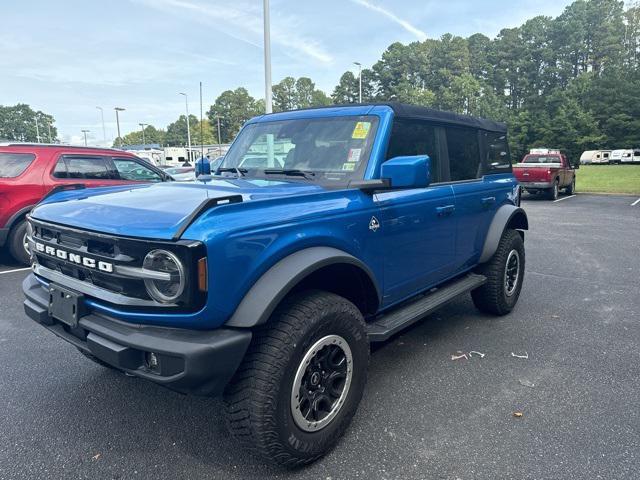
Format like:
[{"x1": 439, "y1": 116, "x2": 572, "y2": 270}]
[{"x1": 366, "y1": 273, "x2": 487, "y2": 342}]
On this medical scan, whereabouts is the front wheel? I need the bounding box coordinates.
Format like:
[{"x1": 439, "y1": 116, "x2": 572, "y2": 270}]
[
  {"x1": 8, "y1": 219, "x2": 31, "y2": 265},
  {"x1": 472, "y1": 229, "x2": 525, "y2": 315},
  {"x1": 565, "y1": 177, "x2": 576, "y2": 195},
  {"x1": 224, "y1": 290, "x2": 369, "y2": 467}
]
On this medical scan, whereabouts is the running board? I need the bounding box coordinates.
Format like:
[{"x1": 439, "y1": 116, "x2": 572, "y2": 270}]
[{"x1": 366, "y1": 273, "x2": 487, "y2": 342}]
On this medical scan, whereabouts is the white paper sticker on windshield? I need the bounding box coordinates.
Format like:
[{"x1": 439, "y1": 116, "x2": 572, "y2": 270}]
[
  {"x1": 342, "y1": 162, "x2": 356, "y2": 171},
  {"x1": 347, "y1": 148, "x2": 362, "y2": 163}
]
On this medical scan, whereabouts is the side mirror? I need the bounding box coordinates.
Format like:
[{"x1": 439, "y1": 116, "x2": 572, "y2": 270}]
[{"x1": 381, "y1": 155, "x2": 431, "y2": 189}]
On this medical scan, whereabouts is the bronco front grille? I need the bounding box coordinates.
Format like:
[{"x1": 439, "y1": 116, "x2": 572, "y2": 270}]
[{"x1": 28, "y1": 218, "x2": 207, "y2": 310}]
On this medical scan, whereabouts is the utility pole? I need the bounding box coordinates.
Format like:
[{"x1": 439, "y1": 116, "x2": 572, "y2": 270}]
[
  {"x1": 354, "y1": 62, "x2": 362, "y2": 103},
  {"x1": 139, "y1": 123, "x2": 148, "y2": 145},
  {"x1": 35, "y1": 116, "x2": 41, "y2": 143},
  {"x1": 114, "y1": 107, "x2": 125, "y2": 146},
  {"x1": 263, "y1": 0, "x2": 273, "y2": 113},
  {"x1": 81, "y1": 129, "x2": 90, "y2": 147},
  {"x1": 199, "y1": 81, "x2": 204, "y2": 160},
  {"x1": 179, "y1": 93, "x2": 192, "y2": 161},
  {"x1": 96, "y1": 106, "x2": 106, "y2": 143}
]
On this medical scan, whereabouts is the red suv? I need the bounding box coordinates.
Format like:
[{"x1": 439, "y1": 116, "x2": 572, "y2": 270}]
[{"x1": 0, "y1": 143, "x2": 170, "y2": 265}]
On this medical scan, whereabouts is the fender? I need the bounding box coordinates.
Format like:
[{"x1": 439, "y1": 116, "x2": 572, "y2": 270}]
[
  {"x1": 479, "y1": 204, "x2": 529, "y2": 263},
  {"x1": 5, "y1": 205, "x2": 35, "y2": 230},
  {"x1": 225, "y1": 247, "x2": 381, "y2": 328}
]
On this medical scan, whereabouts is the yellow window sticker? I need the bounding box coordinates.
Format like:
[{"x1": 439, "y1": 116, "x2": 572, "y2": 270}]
[
  {"x1": 352, "y1": 122, "x2": 371, "y2": 139},
  {"x1": 342, "y1": 162, "x2": 356, "y2": 171}
]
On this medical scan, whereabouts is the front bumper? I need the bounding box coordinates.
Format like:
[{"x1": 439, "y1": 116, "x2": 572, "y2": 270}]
[
  {"x1": 519, "y1": 181, "x2": 553, "y2": 189},
  {"x1": 0, "y1": 227, "x2": 8, "y2": 247},
  {"x1": 23, "y1": 274, "x2": 251, "y2": 396}
]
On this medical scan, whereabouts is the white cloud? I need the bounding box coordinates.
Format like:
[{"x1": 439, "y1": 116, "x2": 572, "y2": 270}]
[
  {"x1": 132, "y1": 0, "x2": 333, "y2": 64},
  {"x1": 350, "y1": 0, "x2": 427, "y2": 41}
]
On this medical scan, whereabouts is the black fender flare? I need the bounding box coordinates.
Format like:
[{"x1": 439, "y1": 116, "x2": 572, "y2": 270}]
[
  {"x1": 479, "y1": 205, "x2": 529, "y2": 263},
  {"x1": 225, "y1": 246, "x2": 381, "y2": 328},
  {"x1": 6, "y1": 205, "x2": 35, "y2": 230}
]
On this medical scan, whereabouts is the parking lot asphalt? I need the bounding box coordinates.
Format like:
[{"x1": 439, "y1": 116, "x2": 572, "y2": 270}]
[{"x1": 0, "y1": 193, "x2": 638, "y2": 480}]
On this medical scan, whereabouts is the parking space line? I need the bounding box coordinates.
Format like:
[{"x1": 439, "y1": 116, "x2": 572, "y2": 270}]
[
  {"x1": 0, "y1": 267, "x2": 31, "y2": 275},
  {"x1": 554, "y1": 195, "x2": 576, "y2": 203},
  {"x1": 631, "y1": 198, "x2": 640, "y2": 206}
]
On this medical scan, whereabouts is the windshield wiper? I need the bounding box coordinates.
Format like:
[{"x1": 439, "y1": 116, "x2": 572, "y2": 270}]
[
  {"x1": 215, "y1": 167, "x2": 247, "y2": 177},
  {"x1": 263, "y1": 169, "x2": 316, "y2": 180}
]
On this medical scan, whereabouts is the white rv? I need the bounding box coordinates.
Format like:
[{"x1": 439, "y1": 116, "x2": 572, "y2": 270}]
[
  {"x1": 634, "y1": 149, "x2": 640, "y2": 163},
  {"x1": 611, "y1": 149, "x2": 633, "y2": 164},
  {"x1": 580, "y1": 150, "x2": 611, "y2": 165}
]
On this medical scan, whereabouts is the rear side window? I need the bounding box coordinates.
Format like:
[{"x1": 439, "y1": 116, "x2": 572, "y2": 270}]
[
  {"x1": 386, "y1": 120, "x2": 442, "y2": 183},
  {"x1": 53, "y1": 155, "x2": 112, "y2": 180},
  {"x1": 0, "y1": 152, "x2": 36, "y2": 178},
  {"x1": 446, "y1": 127, "x2": 481, "y2": 181},
  {"x1": 484, "y1": 132, "x2": 511, "y2": 173}
]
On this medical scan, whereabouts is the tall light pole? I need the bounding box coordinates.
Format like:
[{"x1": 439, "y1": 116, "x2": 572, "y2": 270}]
[
  {"x1": 114, "y1": 107, "x2": 125, "y2": 147},
  {"x1": 139, "y1": 123, "x2": 148, "y2": 145},
  {"x1": 81, "y1": 129, "x2": 90, "y2": 147},
  {"x1": 354, "y1": 62, "x2": 362, "y2": 104},
  {"x1": 179, "y1": 93, "x2": 192, "y2": 160},
  {"x1": 263, "y1": 0, "x2": 273, "y2": 114},
  {"x1": 47, "y1": 123, "x2": 52, "y2": 143},
  {"x1": 35, "y1": 116, "x2": 41, "y2": 143},
  {"x1": 96, "y1": 106, "x2": 106, "y2": 143},
  {"x1": 214, "y1": 115, "x2": 223, "y2": 155}
]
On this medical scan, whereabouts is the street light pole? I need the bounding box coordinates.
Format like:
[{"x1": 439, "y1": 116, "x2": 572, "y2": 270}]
[
  {"x1": 215, "y1": 115, "x2": 222, "y2": 156},
  {"x1": 354, "y1": 62, "x2": 362, "y2": 103},
  {"x1": 114, "y1": 107, "x2": 125, "y2": 147},
  {"x1": 96, "y1": 106, "x2": 106, "y2": 143},
  {"x1": 47, "y1": 123, "x2": 52, "y2": 143},
  {"x1": 263, "y1": 0, "x2": 273, "y2": 114},
  {"x1": 179, "y1": 93, "x2": 192, "y2": 161},
  {"x1": 81, "y1": 129, "x2": 90, "y2": 147},
  {"x1": 35, "y1": 116, "x2": 41, "y2": 143},
  {"x1": 139, "y1": 123, "x2": 148, "y2": 145}
]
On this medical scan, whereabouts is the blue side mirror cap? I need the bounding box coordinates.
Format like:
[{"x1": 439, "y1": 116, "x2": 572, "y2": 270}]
[{"x1": 381, "y1": 155, "x2": 430, "y2": 189}]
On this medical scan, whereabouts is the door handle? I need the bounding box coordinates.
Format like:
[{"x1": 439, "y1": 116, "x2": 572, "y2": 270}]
[
  {"x1": 481, "y1": 196, "x2": 496, "y2": 207},
  {"x1": 436, "y1": 205, "x2": 455, "y2": 217}
]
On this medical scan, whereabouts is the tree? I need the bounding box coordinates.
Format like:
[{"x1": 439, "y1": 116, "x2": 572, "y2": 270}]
[
  {"x1": 331, "y1": 69, "x2": 375, "y2": 104},
  {"x1": 272, "y1": 76, "x2": 331, "y2": 111},
  {"x1": 120, "y1": 125, "x2": 165, "y2": 146},
  {"x1": 165, "y1": 114, "x2": 200, "y2": 146},
  {"x1": 207, "y1": 88, "x2": 262, "y2": 143},
  {"x1": 0, "y1": 104, "x2": 58, "y2": 142}
]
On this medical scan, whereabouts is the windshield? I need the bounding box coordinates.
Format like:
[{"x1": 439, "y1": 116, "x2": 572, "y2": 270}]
[
  {"x1": 219, "y1": 115, "x2": 379, "y2": 183},
  {"x1": 522, "y1": 155, "x2": 561, "y2": 164},
  {"x1": 0, "y1": 152, "x2": 36, "y2": 178}
]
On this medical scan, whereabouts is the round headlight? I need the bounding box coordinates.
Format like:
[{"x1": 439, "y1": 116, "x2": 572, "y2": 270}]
[{"x1": 143, "y1": 250, "x2": 185, "y2": 304}]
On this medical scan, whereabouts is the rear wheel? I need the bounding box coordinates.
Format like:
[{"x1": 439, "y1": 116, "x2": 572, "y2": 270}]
[
  {"x1": 548, "y1": 180, "x2": 559, "y2": 200},
  {"x1": 7, "y1": 220, "x2": 30, "y2": 265},
  {"x1": 224, "y1": 290, "x2": 369, "y2": 467},
  {"x1": 472, "y1": 229, "x2": 525, "y2": 315}
]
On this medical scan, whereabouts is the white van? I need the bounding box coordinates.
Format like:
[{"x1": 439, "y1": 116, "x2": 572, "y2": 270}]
[{"x1": 580, "y1": 150, "x2": 611, "y2": 164}]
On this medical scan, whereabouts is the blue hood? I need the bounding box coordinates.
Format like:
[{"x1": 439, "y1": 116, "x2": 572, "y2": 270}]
[{"x1": 31, "y1": 179, "x2": 325, "y2": 239}]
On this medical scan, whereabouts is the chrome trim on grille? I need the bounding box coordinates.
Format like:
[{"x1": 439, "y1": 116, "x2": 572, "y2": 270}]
[{"x1": 114, "y1": 265, "x2": 172, "y2": 281}]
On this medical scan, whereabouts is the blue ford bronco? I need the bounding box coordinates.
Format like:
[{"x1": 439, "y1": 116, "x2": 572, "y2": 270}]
[{"x1": 23, "y1": 103, "x2": 527, "y2": 467}]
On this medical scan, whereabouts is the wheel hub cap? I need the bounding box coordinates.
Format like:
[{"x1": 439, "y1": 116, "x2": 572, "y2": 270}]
[
  {"x1": 291, "y1": 335, "x2": 353, "y2": 432},
  {"x1": 504, "y1": 249, "x2": 520, "y2": 297}
]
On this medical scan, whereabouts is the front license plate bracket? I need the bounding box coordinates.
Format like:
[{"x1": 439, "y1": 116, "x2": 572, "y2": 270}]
[{"x1": 48, "y1": 284, "x2": 86, "y2": 328}]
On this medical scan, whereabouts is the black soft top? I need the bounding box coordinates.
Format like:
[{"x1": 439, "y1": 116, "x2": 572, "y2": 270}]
[{"x1": 383, "y1": 102, "x2": 507, "y2": 133}]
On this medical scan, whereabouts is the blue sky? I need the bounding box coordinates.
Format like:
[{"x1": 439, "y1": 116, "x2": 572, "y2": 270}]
[{"x1": 1, "y1": 0, "x2": 574, "y2": 145}]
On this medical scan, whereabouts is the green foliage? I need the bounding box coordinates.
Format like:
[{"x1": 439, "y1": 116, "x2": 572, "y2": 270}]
[
  {"x1": 207, "y1": 87, "x2": 262, "y2": 143},
  {"x1": 0, "y1": 104, "x2": 58, "y2": 142},
  {"x1": 120, "y1": 125, "x2": 165, "y2": 146},
  {"x1": 273, "y1": 77, "x2": 330, "y2": 111}
]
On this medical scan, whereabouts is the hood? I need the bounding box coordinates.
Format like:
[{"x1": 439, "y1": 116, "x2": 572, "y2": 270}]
[{"x1": 31, "y1": 178, "x2": 325, "y2": 239}]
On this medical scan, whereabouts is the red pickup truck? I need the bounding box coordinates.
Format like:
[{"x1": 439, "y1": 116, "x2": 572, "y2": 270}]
[{"x1": 513, "y1": 151, "x2": 577, "y2": 200}]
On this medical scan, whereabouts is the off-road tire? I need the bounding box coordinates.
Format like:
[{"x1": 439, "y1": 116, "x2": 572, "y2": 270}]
[
  {"x1": 224, "y1": 290, "x2": 369, "y2": 468},
  {"x1": 565, "y1": 177, "x2": 575, "y2": 195},
  {"x1": 548, "y1": 180, "x2": 559, "y2": 200},
  {"x1": 8, "y1": 219, "x2": 30, "y2": 265},
  {"x1": 472, "y1": 229, "x2": 525, "y2": 315}
]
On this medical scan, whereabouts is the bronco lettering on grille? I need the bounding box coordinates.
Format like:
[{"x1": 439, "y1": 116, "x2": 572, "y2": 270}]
[{"x1": 34, "y1": 242, "x2": 114, "y2": 273}]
